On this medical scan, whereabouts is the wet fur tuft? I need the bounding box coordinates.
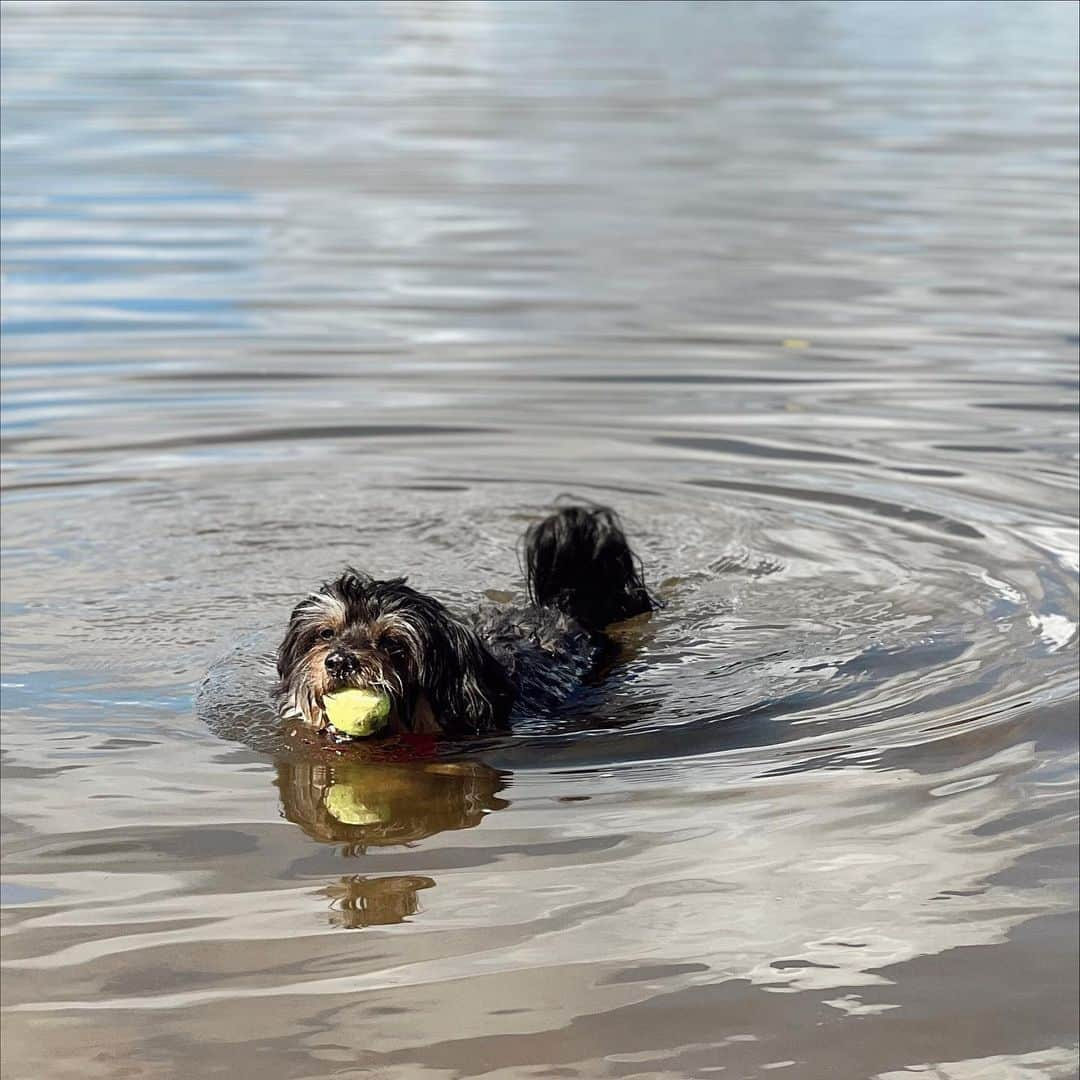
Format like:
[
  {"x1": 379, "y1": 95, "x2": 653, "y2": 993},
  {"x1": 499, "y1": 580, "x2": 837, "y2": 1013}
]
[{"x1": 524, "y1": 505, "x2": 656, "y2": 630}]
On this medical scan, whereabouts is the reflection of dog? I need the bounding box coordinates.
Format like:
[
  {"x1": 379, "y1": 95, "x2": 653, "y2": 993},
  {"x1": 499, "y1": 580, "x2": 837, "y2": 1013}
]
[
  {"x1": 275, "y1": 758, "x2": 508, "y2": 852},
  {"x1": 322, "y1": 875, "x2": 435, "y2": 930},
  {"x1": 276, "y1": 506, "x2": 655, "y2": 736}
]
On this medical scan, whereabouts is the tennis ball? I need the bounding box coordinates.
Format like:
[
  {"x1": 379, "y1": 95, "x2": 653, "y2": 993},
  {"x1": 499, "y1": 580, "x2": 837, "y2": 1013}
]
[
  {"x1": 324, "y1": 783, "x2": 390, "y2": 826},
  {"x1": 323, "y1": 689, "x2": 391, "y2": 738}
]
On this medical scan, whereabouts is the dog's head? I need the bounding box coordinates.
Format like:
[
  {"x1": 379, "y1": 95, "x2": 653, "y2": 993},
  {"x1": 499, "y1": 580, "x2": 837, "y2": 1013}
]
[{"x1": 276, "y1": 569, "x2": 513, "y2": 736}]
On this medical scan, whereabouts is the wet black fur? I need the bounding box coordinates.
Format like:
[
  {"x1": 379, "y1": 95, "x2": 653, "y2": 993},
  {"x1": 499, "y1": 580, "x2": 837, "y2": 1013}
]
[
  {"x1": 524, "y1": 505, "x2": 654, "y2": 630},
  {"x1": 276, "y1": 505, "x2": 655, "y2": 737}
]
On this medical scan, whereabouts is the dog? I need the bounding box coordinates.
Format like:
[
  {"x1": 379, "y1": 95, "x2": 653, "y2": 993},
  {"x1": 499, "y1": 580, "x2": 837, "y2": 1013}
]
[{"x1": 276, "y1": 505, "x2": 655, "y2": 737}]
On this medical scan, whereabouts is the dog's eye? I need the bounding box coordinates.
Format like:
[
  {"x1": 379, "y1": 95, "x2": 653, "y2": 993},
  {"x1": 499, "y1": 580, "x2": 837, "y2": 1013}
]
[{"x1": 317, "y1": 628, "x2": 335, "y2": 641}]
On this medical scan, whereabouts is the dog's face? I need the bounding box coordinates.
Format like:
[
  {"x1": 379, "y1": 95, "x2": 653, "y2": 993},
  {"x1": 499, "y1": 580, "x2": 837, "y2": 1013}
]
[{"x1": 276, "y1": 569, "x2": 512, "y2": 737}]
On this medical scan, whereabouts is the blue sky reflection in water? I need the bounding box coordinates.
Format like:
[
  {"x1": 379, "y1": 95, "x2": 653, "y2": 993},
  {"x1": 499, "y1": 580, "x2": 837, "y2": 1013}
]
[{"x1": 1, "y1": 2, "x2": 1078, "y2": 1078}]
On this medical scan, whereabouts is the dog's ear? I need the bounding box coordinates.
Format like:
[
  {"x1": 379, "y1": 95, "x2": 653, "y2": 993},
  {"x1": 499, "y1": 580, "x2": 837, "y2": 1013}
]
[
  {"x1": 423, "y1": 615, "x2": 514, "y2": 735},
  {"x1": 276, "y1": 587, "x2": 341, "y2": 679},
  {"x1": 277, "y1": 600, "x2": 310, "y2": 679}
]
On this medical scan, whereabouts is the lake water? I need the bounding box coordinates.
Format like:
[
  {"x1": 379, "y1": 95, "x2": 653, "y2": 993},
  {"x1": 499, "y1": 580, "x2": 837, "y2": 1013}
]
[{"x1": 2, "y1": 2, "x2": 1078, "y2": 1077}]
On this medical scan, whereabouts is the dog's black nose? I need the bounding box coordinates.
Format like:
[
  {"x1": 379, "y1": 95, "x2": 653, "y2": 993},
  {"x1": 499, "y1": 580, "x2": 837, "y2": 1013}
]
[{"x1": 324, "y1": 651, "x2": 356, "y2": 677}]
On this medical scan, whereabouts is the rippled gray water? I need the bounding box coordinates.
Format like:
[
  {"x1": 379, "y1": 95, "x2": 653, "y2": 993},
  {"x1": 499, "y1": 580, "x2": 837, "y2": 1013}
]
[{"x1": 2, "y1": 3, "x2": 1078, "y2": 1078}]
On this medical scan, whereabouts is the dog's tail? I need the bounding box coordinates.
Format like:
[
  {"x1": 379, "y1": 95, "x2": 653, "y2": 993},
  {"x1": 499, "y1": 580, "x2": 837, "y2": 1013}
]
[{"x1": 523, "y1": 505, "x2": 656, "y2": 630}]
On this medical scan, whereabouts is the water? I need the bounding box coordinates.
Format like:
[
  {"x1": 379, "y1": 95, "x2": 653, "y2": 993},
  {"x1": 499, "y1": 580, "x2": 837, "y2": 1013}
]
[{"x1": 2, "y1": 2, "x2": 1078, "y2": 1077}]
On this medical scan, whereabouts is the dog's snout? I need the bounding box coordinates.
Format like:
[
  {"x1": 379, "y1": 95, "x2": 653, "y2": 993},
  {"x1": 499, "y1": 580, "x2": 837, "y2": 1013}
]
[{"x1": 324, "y1": 650, "x2": 357, "y2": 677}]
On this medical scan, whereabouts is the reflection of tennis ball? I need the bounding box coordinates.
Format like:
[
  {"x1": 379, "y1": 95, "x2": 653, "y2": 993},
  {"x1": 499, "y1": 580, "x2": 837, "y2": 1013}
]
[
  {"x1": 323, "y1": 689, "x2": 391, "y2": 737},
  {"x1": 324, "y1": 783, "x2": 390, "y2": 826}
]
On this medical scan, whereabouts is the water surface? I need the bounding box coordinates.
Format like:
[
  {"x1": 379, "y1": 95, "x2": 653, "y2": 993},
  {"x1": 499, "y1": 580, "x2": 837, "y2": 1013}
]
[{"x1": 2, "y1": 2, "x2": 1078, "y2": 1078}]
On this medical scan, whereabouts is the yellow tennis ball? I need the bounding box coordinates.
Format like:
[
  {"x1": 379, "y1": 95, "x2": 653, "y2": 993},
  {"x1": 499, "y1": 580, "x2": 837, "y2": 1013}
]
[
  {"x1": 324, "y1": 783, "x2": 390, "y2": 826},
  {"x1": 323, "y1": 689, "x2": 391, "y2": 737}
]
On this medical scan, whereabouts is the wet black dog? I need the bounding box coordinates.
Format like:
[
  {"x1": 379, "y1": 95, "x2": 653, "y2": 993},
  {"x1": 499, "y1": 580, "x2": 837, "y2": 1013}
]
[{"x1": 276, "y1": 505, "x2": 655, "y2": 737}]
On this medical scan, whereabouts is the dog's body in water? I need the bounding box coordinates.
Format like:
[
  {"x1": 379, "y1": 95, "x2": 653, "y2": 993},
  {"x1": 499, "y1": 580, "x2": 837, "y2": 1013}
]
[{"x1": 276, "y1": 506, "x2": 655, "y2": 738}]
